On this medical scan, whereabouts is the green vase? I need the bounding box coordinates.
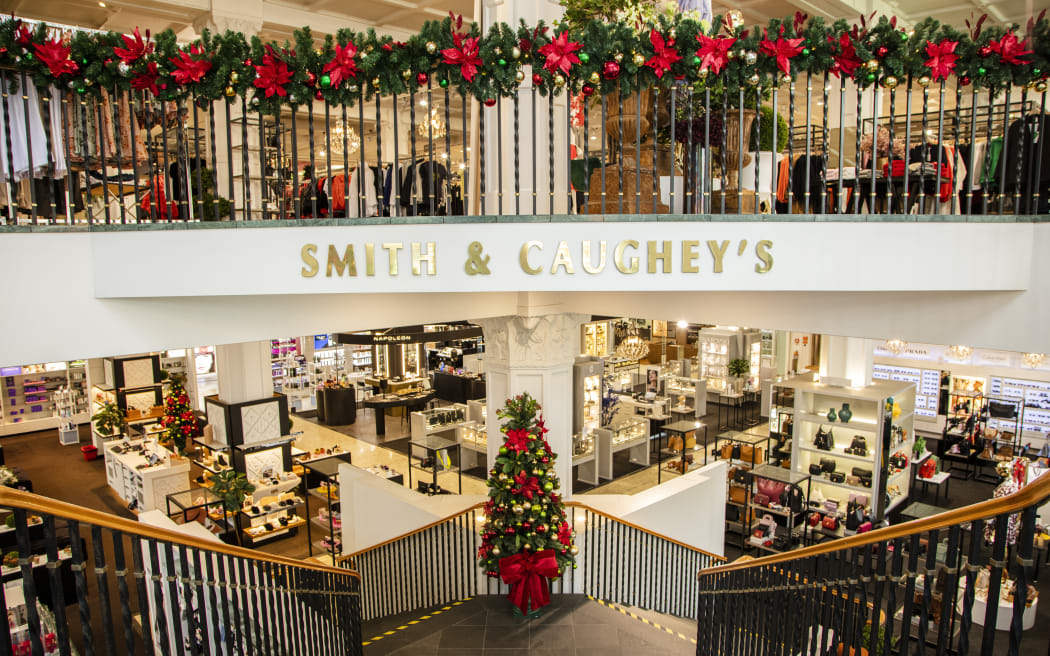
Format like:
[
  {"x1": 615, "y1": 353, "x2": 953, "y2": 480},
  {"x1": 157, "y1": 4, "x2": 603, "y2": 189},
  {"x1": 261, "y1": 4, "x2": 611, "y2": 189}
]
[
  {"x1": 839, "y1": 403, "x2": 852, "y2": 423},
  {"x1": 827, "y1": 407, "x2": 837, "y2": 422}
]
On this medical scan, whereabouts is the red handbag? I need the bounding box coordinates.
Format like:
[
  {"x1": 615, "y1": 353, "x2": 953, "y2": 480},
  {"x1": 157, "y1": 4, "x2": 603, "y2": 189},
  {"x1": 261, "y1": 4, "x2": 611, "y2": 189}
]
[
  {"x1": 857, "y1": 522, "x2": 873, "y2": 533},
  {"x1": 753, "y1": 493, "x2": 770, "y2": 507},
  {"x1": 919, "y1": 459, "x2": 936, "y2": 479},
  {"x1": 822, "y1": 516, "x2": 838, "y2": 531},
  {"x1": 809, "y1": 513, "x2": 820, "y2": 527}
]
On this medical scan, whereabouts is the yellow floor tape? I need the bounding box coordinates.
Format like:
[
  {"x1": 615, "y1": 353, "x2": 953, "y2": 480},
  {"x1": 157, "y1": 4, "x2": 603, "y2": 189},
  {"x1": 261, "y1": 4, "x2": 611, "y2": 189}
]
[
  {"x1": 362, "y1": 598, "x2": 471, "y2": 646},
  {"x1": 587, "y1": 595, "x2": 698, "y2": 645}
]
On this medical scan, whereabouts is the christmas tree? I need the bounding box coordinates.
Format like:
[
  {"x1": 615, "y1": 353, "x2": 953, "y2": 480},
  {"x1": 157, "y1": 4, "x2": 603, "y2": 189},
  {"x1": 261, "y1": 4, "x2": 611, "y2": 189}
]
[
  {"x1": 160, "y1": 374, "x2": 200, "y2": 454},
  {"x1": 478, "y1": 393, "x2": 576, "y2": 614}
]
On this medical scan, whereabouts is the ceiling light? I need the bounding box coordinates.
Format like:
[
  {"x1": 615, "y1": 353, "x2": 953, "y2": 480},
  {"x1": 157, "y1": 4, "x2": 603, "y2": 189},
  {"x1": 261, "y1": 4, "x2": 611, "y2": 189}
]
[
  {"x1": 419, "y1": 99, "x2": 427, "y2": 107},
  {"x1": 440, "y1": 152, "x2": 448, "y2": 159},
  {"x1": 884, "y1": 339, "x2": 907, "y2": 355},
  {"x1": 677, "y1": 320, "x2": 688, "y2": 329},
  {"x1": 98, "y1": 1, "x2": 106, "y2": 6},
  {"x1": 458, "y1": 163, "x2": 466, "y2": 170},
  {"x1": 947, "y1": 345, "x2": 972, "y2": 361},
  {"x1": 615, "y1": 322, "x2": 650, "y2": 361},
  {"x1": 1023, "y1": 353, "x2": 1046, "y2": 369},
  {"x1": 417, "y1": 107, "x2": 446, "y2": 139}
]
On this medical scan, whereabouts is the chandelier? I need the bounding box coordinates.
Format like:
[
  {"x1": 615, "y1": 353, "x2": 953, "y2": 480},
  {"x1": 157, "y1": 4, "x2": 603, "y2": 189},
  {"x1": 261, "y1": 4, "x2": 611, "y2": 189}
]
[
  {"x1": 615, "y1": 322, "x2": 650, "y2": 361},
  {"x1": 330, "y1": 123, "x2": 360, "y2": 155},
  {"x1": 1023, "y1": 353, "x2": 1047, "y2": 369},
  {"x1": 417, "y1": 108, "x2": 447, "y2": 139},
  {"x1": 884, "y1": 339, "x2": 908, "y2": 355},
  {"x1": 947, "y1": 345, "x2": 972, "y2": 361}
]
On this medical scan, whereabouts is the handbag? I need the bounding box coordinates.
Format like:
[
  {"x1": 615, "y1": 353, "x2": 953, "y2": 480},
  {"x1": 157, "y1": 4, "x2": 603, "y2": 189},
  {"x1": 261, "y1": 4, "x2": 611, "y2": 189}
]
[
  {"x1": 668, "y1": 435, "x2": 684, "y2": 452},
  {"x1": 988, "y1": 400, "x2": 1017, "y2": 419},
  {"x1": 823, "y1": 499, "x2": 839, "y2": 513},
  {"x1": 809, "y1": 464, "x2": 823, "y2": 475},
  {"x1": 756, "y1": 477, "x2": 787, "y2": 500},
  {"x1": 829, "y1": 472, "x2": 845, "y2": 483},
  {"x1": 727, "y1": 466, "x2": 738, "y2": 481},
  {"x1": 814, "y1": 425, "x2": 831, "y2": 451},
  {"x1": 731, "y1": 444, "x2": 742, "y2": 460},
  {"x1": 846, "y1": 475, "x2": 861, "y2": 486},
  {"x1": 820, "y1": 458, "x2": 836, "y2": 473},
  {"x1": 848, "y1": 492, "x2": 870, "y2": 506},
  {"x1": 809, "y1": 513, "x2": 820, "y2": 527},
  {"x1": 783, "y1": 487, "x2": 804, "y2": 513},
  {"x1": 859, "y1": 475, "x2": 872, "y2": 488},
  {"x1": 822, "y1": 516, "x2": 838, "y2": 530},
  {"x1": 752, "y1": 447, "x2": 765, "y2": 465},
  {"x1": 729, "y1": 485, "x2": 747, "y2": 504},
  {"x1": 734, "y1": 469, "x2": 750, "y2": 485},
  {"x1": 740, "y1": 444, "x2": 754, "y2": 462},
  {"x1": 846, "y1": 435, "x2": 868, "y2": 456},
  {"x1": 753, "y1": 493, "x2": 770, "y2": 507},
  {"x1": 721, "y1": 443, "x2": 734, "y2": 460},
  {"x1": 726, "y1": 505, "x2": 739, "y2": 522},
  {"x1": 919, "y1": 458, "x2": 936, "y2": 479},
  {"x1": 851, "y1": 467, "x2": 872, "y2": 478},
  {"x1": 857, "y1": 521, "x2": 873, "y2": 533},
  {"x1": 889, "y1": 452, "x2": 908, "y2": 469}
]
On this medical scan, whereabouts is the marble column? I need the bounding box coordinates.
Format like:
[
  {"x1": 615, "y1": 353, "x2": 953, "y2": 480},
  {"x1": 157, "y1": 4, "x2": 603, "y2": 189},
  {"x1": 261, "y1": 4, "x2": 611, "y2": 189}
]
[
  {"x1": 215, "y1": 340, "x2": 272, "y2": 404},
  {"x1": 819, "y1": 336, "x2": 874, "y2": 387},
  {"x1": 473, "y1": 312, "x2": 590, "y2": 499}
]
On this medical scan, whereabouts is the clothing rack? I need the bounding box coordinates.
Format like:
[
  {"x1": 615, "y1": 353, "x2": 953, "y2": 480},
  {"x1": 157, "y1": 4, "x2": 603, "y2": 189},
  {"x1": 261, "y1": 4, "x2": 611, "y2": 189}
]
[
  {"x1": 789, "y1": 125, "x2": 828, "y2": 152},
  {"x1": 861, "y1": 101, "x2": 1034, "y2": 143}
]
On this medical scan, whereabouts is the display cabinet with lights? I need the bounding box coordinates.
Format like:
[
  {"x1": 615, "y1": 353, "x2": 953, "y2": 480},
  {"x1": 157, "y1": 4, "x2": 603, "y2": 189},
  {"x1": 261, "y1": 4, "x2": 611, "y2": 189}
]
[
  {"x1": 572, "y1": 429, "x2": 598, "y2": 486},
  {"x1": 595, "y1": 415, "x2": 649, "y2": 480},
  {"x1": 582, "y1": 321, "x2": 611, "y2": 357},
  {"x1": 573, "y1": 358, "x2": 604, "y2": 436},
  {"x1": 411, "y1": 404, "x2": 468, "y2": 441},
  {"x1": 666, "y1": 375, "x2": 708, "y2": 419}
]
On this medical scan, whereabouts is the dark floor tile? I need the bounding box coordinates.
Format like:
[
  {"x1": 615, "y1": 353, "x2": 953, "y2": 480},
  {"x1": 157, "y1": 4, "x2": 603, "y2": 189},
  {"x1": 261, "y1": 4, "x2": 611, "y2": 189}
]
[
  {"x1": 572, "y1": 623, "x2": 621, "y2": 650},
  {"x1": 530, "y1": 650, "x2": 574, "y2": 656},
  {"x1": 481, "y1": 650, "x2": 530, "y2": 656},
  {"x1": 486, "y1": 607, "x2": 530, "y2": 627},
  {"x1": 388, "y1": 640, "x2": 439, "y2": 655},
  {"x1": 531, "y1": 606, "x2": 574, "y2": 626},
  {"x1": 436, "y1": 650, "x2": 483, "y2": 656},
  {"x1": 570, "y1": 604, "x2": 612, "y2": 625},
  {"x1": 531, "y1": 622, "x2": 574, "y2": 650},
  {"x1": 483, "y1": 624, "x2": 531, "y2": 649},
  {"x1": 454, "y1": 609, "x2": 489, "y2": 626},
  {"x1": 575, "y1": 648, "x2": 622, "y2": 656},
  {"x1": 617, "y1": 626, "x2": 692, "y2": 653},
  {"x1": 437, "y1": 626, "x2": 485, "y2": 649}
]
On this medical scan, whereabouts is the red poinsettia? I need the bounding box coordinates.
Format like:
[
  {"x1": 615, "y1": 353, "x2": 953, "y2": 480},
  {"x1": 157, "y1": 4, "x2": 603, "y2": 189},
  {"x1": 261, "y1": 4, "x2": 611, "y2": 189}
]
[
  {"x1": 441, "y1": 33, "x2": 482, "y2": 83},
  {"x1": 830, "y1": 32, "x2": 862, "y2": 78},
  {"x1": 33, "y1": 38, "x2": 78, "y2": 78},
  {"x1": 253, "y1": 53, "x2": 293, "y2": 98},
  {"x1": 694, "y1": 35, "x2": 736, "y2": 75},
  {"x1": 538, "y1": 31, "x2": 582, "y2": 76},
  {"x1": 923, "y1": 39, "x2": 959, "y2": 82},
  {"x1": 512, "y1": 471, "x2": 540, "y2": 500},
  {"x1": 760, "y1": 26, "x2": 805, "y2": 75},
  {"x1": 987, "y1": 32, "x2": 1032, "y2": 66},
  {"x1": 323, "y1": 42, "x2": 358, "y2": 88},
  {"x1": 645, "y1": 29, "x2": 681, "y2": 78},
  {"x1": 505, "y1": 428, "x2": 531, "y2": 454},
  {"x1": 113, "y1": 27, "x2": 152, "y2": 64},
  {"x1": 14, "y1": 23, "x2": 32, "y2": 48},
  {"x1": 557, "y1": 521, "x2": 572, "y2": 546},
  {"x1": 169, "y1": 45, "x2": 212, "y2": 85}
]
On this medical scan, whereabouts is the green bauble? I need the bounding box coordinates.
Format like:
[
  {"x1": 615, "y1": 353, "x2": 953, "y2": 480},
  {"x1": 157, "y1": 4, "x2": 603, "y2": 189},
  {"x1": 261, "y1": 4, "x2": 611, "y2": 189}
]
[
  {"x1": 579, "y1": 52, "x2": 590, "y2": 64},
  {"x1": 320, "y1": 74, "x2": 331, "y2": 88},
  {"x1": 693, "y1": 55, "x2": 702, "y2": 66},
  {"x1": 977, "y1": 67, "x2": 987, "y2": 76},
  {"x1": 498, "y1": 58, "x2": 507, "y2": 67},
  {"x1": 543, "y1": 481, "x2": 554, "y2": 492},
  {"x1": 439, "y1": 78, "x2": 449, "y2": 87}
]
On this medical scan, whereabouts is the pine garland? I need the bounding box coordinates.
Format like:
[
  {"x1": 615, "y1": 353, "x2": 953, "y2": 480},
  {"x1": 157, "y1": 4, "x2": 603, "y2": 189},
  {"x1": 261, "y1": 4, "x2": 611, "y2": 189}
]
[
  {"x1": 0, "y1": 10, "x2": 1045, "y2": 106},
  {"x1": 478, "y1": 393, "x2": 576, "y2": 578}
]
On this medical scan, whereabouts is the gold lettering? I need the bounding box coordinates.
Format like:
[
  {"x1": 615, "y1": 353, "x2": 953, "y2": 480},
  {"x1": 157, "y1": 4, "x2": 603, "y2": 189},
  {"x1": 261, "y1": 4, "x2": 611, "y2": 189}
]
[
  {"x1": 300, "y1": 244, "x2": 319, "y2": 277},
  {"x1": 647, "y1": 240, "x2": 672, "y2": 274},
  {"x1": 382, "y1": 242, "x2": 403, "y2": 276},
  {"x1": 326, "y1": 244, "x2": 357, "y2": 277},
  {"x1": 614, "y1": 240, "x2": 639, "y2": 274},
  {"x1": 365, "y1": 243, "x2": 375, "y2": 276},
  {"x1": 707, "y1": 239, "x2": 730, "y2": 273},
  {"x1": 755, "y1": 240, "x2": 774, "y2": 273},
  {"x1": 551, "y1": 241, "x2": 576, "y2": 274},
  {"x1": 520, "y1": 241, "x2": 543, "y2": 275},
  {"x1": 682, "y1": 240, "x2": 700, "y2": 273},
  {"x1": 582, "y1": 240, "x2": 607, "y2": 274},
  {"x1": 411, "y1": 242, "x2": 437, "y2": 276}
]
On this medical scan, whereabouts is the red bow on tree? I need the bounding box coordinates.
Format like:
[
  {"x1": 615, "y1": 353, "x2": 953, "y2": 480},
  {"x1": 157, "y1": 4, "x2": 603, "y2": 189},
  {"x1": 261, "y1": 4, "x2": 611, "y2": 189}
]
[
  {"x1": 441, "y1": 33, "x2": 482, "y2": 83},
  {"x1": 253, "y1": 53, "x2": 293, "y2": 98},
  {"x1": 114, "y1": 27, "x2": 152, "y2": 65},
  {"x1": 988, "y1": 33, "x2": 1032, "y2": 66},
  {"x1": 830, "y1": 33, "x2": 862, "y2": 78},
  {"x1": 923, "y1": 39, "x2": 959, "y2": 82},
  {"x1": 34, "y1": 38, "x2": 78, "y2": 78},
  {"x1": 169, "y1": 46, "x2": 212, "y2": 85},
  {"x1": 760, "y1": 26, "x2": 805, "y2": 75},
  {"x1": 498, "y1": 549, "x2": 560, "y2": 615},
  {"x1": 645, "y1": 29, "x2": 681, "y2": 78},
  {"x1": 557, "y1": 521, "x2": 572, "y2": 546},
  {"x1": 538, "y1": 31, "x2": 582, "y2": 76},
  {"x1": 694, "y1": 35, "x2": 736, "y2": 75},
  {"x1": 323, "y1": 42, "x2": 358, "y2": 88},
  {"x1": 505, "y1": 428, "x2": 530, "y2": 454},
  {"x1": 512, "y1": 471, "x2": 540, "y2": 500}
]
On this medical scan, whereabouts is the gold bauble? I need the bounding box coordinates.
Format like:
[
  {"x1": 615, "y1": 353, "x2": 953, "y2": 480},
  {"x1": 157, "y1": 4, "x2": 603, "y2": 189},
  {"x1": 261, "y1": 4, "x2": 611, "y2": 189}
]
[
  {"x1": 426, "y1": 41, "x2": 437, "y2": 55},
  {"x1": 372, "y1": 77, "x2": 381, "y2": 89},
  {"x1": 883, "y1": 75, "x2": 899, "y2": 89},
  {"x1": 402, "y1": 70, "x2": 412, "y2": 80},
  {"x1": 315, "y1": 49, "x2": 323, "y2": 56},
  {"x1": 515, "y1": 70, "x2": 525, "y2": 82},
  {"x1": 918, "y1": 75, "x2": 931, "y2": 88},
  {"x1": 1036, "y1": 81, "x2": 1049, "y2": 93},
  {"x1": 632, "y1": 53, "x2": 645, "y2": 66},
  {"x1": 589, "y1": 71, "x2": 600, "y2": 84},
  {"x1": 492, "y1": 547, "x2": 501, "y2": 556},
  {"x1": 865, "y1": 59, "x2": 878, "y2": 72},
  {"x1": 493, "y1": 47, "x2": 501, "y2": 55},
  {"x1": 570, "y1": 545, "x2": 579, "y2": 555},
  {"x1": 229, "y1": 71, "x2": 239, "y2": 84},
  {"x1": 522, "y1": 501, "x2": 532, "y2": 511},
  {"x1": 744, "y1": 51, "x2": 757, "y2": 66},
  {"x1": 614, "y1": 52, "x2": 624, "y2": 63},
  {"x1": 747, "y1": 73, "x2": 760, "y2": 86},
  {"x1": 512, "y1": 504, "x2": 524, "y2": 515},
  {"x1": 224, "y1": 86, "x2": 236, "y2": 98},
  {"x1": 554, "y1": 74, "x2": 565, "y2": 86},
  {"x1": 511, "y1": 46, "x2": 522, "y2": 60}
]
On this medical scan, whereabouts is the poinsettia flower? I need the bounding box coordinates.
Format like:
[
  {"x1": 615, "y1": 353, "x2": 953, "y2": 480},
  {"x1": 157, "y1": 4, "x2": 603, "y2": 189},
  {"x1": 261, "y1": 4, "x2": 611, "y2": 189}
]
[
  {"x1": 441, "y1": 33, "x2": 482, "y2": 82},
  {"x1": 694, "y1": 35, "x2": 736, "y2": 75},
  {"x1": 557, "y1": 521, "x2": 572, "y2": 545},
  {"x1": 322, "y1": 42, "x2": 358, "y2": 88},
  {"x1": 830, "y1": 32, "x2": 862, "y2": 78},
  {"x1": 988, "y1": 32, "x2": 1032, "y2": 66},
  {"x1": 169, "y1": 49, "x2": 212, "y2": 85},
  {"x1": 645, "y1": 29, "x2": 682, "y2": 78},
  {"x1": 760, "y1": 26, "x2": 805, "y2": 75},
  {"x1": 538, "y1": 31, "x2": 582, "y2": 76},
  {"x1": 113, "y1": 27, "x2": 151, "y2": 64},
  {"x1": 14, "y1": 23, "x2": 32, "y2": 47},
  {"x1": 512, "y1": 471, "x2": 540, "y2": 500},
  {"x1": 33, "y1": 38, "x2": 78, "y2": 78},
  {"x1": 253, "y1": 53, "x2": 293, "y2": 98},
  {"x1": 923, "y1": 39, "x2": 959, "y2": 82},
  {"x1": 505, "y1": 428, "x2": 530, "y2": 454}
]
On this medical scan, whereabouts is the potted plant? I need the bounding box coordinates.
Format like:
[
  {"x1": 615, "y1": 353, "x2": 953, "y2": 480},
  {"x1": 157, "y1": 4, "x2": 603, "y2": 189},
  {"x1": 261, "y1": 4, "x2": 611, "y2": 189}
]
[
  {"x1": 91, "y1": 402, "x2": 125, "y2": 439},
  {"x1": 728, "y1": 358, "x2": 751, "y2": 391},
  {"x1": 210, "y1": 470, "x2": 256, "y2": 513}
]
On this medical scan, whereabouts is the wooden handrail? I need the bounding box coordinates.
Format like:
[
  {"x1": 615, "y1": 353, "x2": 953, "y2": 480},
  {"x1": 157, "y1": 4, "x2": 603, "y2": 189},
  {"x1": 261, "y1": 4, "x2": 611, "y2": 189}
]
[
  {"x1": 340, "y1": 503, "x2": 487, "y2": 559},
  {"x1": 0, "y1": 488, "x2": 360, "y2": 580},
  {"x1": 565, "y1": 502, "x2": 727, "y2": 562},
  {"x1": 700, "y1": 469, "x2": 1050, "y2": 578}
]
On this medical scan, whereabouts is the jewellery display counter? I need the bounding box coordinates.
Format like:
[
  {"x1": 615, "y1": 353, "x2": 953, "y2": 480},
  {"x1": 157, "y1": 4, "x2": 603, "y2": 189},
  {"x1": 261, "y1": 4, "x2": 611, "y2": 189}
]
[
  {"x1": 457, "y1": 420, "x2": 488, "y2": 469},
  {"x1": 595, "y1": 415, "x2": 649, "y2": 481},
  {"x1": 572, "y1": 430, "x2": 598, "y2": 486},
  {"x1": 573, "y1": 358, "x2": 604, "y2": 436},
  {"x1": 665, "y1": 376, "x2": 708, "y2": 420},
  {"x1": 581, "y1": 320, "x2": 611, "y2": 357},
  {"x1": 104, "y1": 440, "x2": 191, "y2": 513},
  {"x1": 604, "y1": 358, "x2": 639, "y2": 392},
  {"x1": 411, "y1": 404, "x2": 468, "y2": 441},
  {"x1": 363, "y1": 390, "x2": 435, "y2": 436}
]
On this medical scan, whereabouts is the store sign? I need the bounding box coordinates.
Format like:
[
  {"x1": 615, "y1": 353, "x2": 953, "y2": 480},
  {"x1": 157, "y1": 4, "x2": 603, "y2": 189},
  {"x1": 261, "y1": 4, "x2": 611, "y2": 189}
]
[{"x1": 91, "y1": 222, "x2": 1034, "y2": 298}]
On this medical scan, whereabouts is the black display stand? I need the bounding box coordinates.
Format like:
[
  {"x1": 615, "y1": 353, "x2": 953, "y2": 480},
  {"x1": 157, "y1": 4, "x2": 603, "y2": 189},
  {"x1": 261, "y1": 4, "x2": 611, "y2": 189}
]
[
  {"x1": 317, "y1": 387, "x2": 357, "y2": 425},
  {"x1": 431, "y1": 371, "x2": 486, "y2": 404}
]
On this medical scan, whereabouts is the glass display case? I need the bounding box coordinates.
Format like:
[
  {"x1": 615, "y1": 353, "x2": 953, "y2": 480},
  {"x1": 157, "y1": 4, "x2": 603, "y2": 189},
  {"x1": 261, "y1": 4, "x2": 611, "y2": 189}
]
[
  {"x1": 667, "y1": 376, "x2": 699, "y2": 395},
  {"x1": 459, "y1": 421, "x2": 487, "y2": 449},
  {"x1": 573, "y1": 430, "x2": 596, "y2": 458},
  {"x1": 610, "y1": 415, "x2": 647, "y2": 446},
  {"x1": 582, "y1": 374, "x2": 600, "y2": 432},
  {"x1": 422, "y1": 406, "x2": 466, "y2": 428},
  {"x1": 583, "y1": 322, "x2": 609, "y2": 357}
]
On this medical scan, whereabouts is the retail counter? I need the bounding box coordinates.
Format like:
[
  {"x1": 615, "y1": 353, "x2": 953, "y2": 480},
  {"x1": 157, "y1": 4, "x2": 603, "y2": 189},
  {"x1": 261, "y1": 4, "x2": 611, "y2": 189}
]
[
  {"x1": 104, "y1": 440, "x2": 191, "y2": 512},
  {"x1": 431, "y1": 371, "x2": 486, "y2": 404}
]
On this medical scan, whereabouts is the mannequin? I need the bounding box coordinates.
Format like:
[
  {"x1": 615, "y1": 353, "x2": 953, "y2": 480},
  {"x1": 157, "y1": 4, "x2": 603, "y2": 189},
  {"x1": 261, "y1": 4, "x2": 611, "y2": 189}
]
[{"x1": 984, "y1": 459, "x2": 1020, "y2": 545}]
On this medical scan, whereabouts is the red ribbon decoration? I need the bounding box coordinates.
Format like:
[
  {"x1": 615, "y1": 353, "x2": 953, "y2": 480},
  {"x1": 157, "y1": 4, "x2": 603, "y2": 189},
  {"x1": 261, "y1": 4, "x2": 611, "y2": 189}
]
[{"x1": 498, "y1": 549, "x2": 559, "y2": 615}]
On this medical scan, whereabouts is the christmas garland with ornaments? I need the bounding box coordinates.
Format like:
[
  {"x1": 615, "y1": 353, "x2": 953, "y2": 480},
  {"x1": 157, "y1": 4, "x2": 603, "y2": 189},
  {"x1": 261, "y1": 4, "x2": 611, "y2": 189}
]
[{"x1": 0, "y1": 10, "x2": 1047, "y2": 114}]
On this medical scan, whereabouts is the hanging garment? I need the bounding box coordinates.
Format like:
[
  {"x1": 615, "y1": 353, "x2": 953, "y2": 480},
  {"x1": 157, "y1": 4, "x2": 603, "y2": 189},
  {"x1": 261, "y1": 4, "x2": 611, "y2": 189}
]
[
  {"x1": 994, "y1": 115, "x2": 1050, "y2": 210},
  {"x1": 46, "y1": 86, "x2": 67, "y2": 179},
  {"x1": 981, "y1": 137, "x2": 1003, "y2": 191},
  {"x1": 347, "y1": 166, "x2": 378, "y2": 217},
  {"x1": 0, "y1": 78, "x2": 48, "y2": 182},
  {"x1": 299, "y1": 176, "x2": 329, "y2": 218},
  {"x1": 775, "y1": 155, "x2": 790, "y2": 204},
  {"x1": 139, "y1": 174, "x2": 179, "y2": 220}
]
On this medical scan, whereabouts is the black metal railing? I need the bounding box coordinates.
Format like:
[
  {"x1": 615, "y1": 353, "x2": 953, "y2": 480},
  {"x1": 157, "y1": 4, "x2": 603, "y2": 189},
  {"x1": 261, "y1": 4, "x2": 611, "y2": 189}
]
[
  {"x1": 695, "y1": 470, "x2": 1050, "y2": 656},
  {"x1": 0, "y1": 487, "x2": 362, "y2": 655},
  {"x1": 340, "y1": 502, "x2": 723, "y2": 623},
  {"x1": 1, "y1": 54, "x2": 1047, "y2": 226}
]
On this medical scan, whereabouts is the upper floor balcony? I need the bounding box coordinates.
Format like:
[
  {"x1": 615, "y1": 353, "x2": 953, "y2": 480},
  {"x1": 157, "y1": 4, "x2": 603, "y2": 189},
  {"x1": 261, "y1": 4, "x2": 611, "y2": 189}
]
[{"x1": 0, "y1": 11, "x2": 1046, "y2": 230}]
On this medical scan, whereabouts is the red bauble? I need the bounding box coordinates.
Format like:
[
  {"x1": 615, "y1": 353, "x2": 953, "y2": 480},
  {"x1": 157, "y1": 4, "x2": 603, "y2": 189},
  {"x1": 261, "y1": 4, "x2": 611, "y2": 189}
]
[
  {"x1": 306, "y1": 72, "x2": 317, "y2": 86},
  {"x1": 540, "y1": 457, "x2": 549, "y2": 464},
  {"x1": 523, "y1": 522, "x2": 531, "y2": 530},
  {"x1": 244, "y1": 58, "x2": 253, "y2": 67},
  {"x1": 581, "y1": 84, "x2": 594, "y2": 96},
  {"x1": 416, "y1": 72, "x2": 428, "y2": 86},
  {"x1": 602, "y1": 61, "x2": 621, "y2": 81},
  {"x1": 532, "y1": 72, "x2": 543, "y2": 85},
  {"x1": 978, "y1": 46, "x2": 992, "y2": 57},
  {"x1": 505, "y1": 527, "x2": 516, "y2": 535},
  {"x1": 315, "y1": 89, "x2": 323, "y2": 100},
  {"x1": 484, "y1": 98, "x2": 496, "y2": 107},
  {"x1": 104, "y1": 58, "x2": 113, "y2": 66},
  {"x1": 537, "y1": 524, "x2": 547, "y2": 533},
  {"x1": 876, "y1": 47, "x2": 888, "y2": 58},
  {"x1": 959, "y1": 76, "x2": 971, "y2": 86}
]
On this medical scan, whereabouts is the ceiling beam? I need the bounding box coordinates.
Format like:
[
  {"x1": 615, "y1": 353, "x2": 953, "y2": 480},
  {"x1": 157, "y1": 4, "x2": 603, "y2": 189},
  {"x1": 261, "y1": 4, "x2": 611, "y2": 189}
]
[{"x1": 261, "y1": 0, "x2": 416, "y2": 41}]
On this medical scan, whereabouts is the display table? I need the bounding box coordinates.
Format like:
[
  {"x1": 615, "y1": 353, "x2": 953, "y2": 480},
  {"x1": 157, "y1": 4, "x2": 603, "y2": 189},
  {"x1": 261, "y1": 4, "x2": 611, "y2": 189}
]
[
  {"x1": 165, "y1": 488, "x2": 231, "y2": 542},
  {"x1": 408, "y1": 436, "x2": 462, "y2": 495},
  {"x1": 717, "y1": 392, "x2": 745, "y2": 430},
  {"x1": 431, "y1": 371, "x2": 486, "y2": 404},
  {"x1": 956, "y1": 581, "x2": 1037, "y2": 631},
  {"x1": 316, "y1": 386, "x2": 357, "y2": 426},
  {"x1": 658, "y1": 420, "x2": 707, "y2": 483},
  {"x1": 363, "y1": 391, "x2": 435, "y2": 435},
  {"x1": 104, "y1": 441, "x2": 190, "y2": 512},
  {"x1": 899, "y1": 501, "x2": 944, "y2": 522},
  {"x1": 916, "y1": 471, "x2": 951, "y2": 505}
]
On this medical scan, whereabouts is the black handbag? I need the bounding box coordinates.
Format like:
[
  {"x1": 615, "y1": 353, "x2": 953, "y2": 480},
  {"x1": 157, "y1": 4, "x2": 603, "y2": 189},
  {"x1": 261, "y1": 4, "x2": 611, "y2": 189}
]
[
  {"x1": 731, "y1": 444, "x2": 741, "y2": 460},
  {"x1": 988, "y1": 400, "x2": 1017, "y2": 419},
  {"x1": 734, "y1": 469, "x2": 750, "y2": 485},
  {"x1": 783, "y1": 487, "x2": 804, "y2": 513},
  {"x1": 814, "y1": 426, "x2": 831, "y2": 451},
  {"x1": 809, "y1": 464, "x2": 822, "y2": 475},
  {"x1": 847, "y1": 435, "x2": 868, "y2": 456},
  {"x1": 726, "y1": 505, "x2": 740, "y2": 522},
  {"x1": 845, "y1": 503, "x2": 865, "y2": 532},
  {"x1": 851, "y1": 467, "x2": 872, "y2": 478},
  {"x1": 820, "y1": 458, "x2": 836, "y2": 473},
  {"x1": 829, "y1": 472, "x2": 846, "y2": 483},
  {"x1": 859, "y1": 475, "x2": 872, "y2": 488}
]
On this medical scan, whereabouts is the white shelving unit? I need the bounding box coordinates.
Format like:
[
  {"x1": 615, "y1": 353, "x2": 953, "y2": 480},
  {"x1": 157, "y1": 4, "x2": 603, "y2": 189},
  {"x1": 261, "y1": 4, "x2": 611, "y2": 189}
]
[
  {"x1": 782, "y1": 377, "x2": 916, "y2": 522},
  {"x1": 0, "y1": 361, "x2": 90, "y2": 436}
]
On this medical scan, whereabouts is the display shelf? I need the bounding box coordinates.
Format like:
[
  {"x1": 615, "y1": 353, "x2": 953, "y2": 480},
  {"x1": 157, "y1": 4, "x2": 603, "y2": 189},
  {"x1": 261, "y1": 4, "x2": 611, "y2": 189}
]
[
  {"x1": 411, "y1": 404, "x2": 468, "y2": 441},
  {"x1": 239, "y1": 498, "x2": 304, "y2": 519},
  {"x1": 595, "y1": 416, "x2": 649, "y2": 481},
  {"x1": 794, "y1": 412, "x2": 879, "y2": 433},
  {"x1": 308, "y1": 486, "x2": 339, "y2": 502},
  {"x1": 303, "y1": 454, "x2": 352, "y2": 557},
  {"x1": 810, "y1": 477, "x2": 874, "y2": 495},
  {"x1": 797, "y1": 444, "x2": 873, "y2": 464},
  {"x1": 242, "y1": 515, "x2": 306, "y2": 540}
]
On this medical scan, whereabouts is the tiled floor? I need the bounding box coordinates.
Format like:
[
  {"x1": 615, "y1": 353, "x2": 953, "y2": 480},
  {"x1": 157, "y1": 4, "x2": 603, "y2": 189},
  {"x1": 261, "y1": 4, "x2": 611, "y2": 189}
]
[{"x1": 361, "y1": 595, "x2": 695, "y2": 655}]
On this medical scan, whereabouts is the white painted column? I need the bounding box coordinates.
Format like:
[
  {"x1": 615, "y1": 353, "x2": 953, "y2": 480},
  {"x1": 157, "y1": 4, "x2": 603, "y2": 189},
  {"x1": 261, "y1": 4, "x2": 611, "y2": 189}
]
[
  {"x1": 215, "y1": 341, "x2": 272, "y2": 404},
  {"x1": 473, "y1": 312, "x2": 589, "y2": 499},
  {"x1": 819, "y1": 336, "x2": 874, "y2": 387}
]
